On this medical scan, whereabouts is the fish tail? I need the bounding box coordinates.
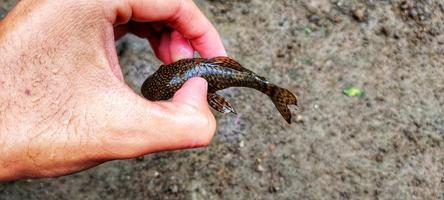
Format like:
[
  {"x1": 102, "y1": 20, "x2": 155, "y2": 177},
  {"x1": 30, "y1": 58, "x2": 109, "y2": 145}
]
[{"x1": 263, "y1": 85, "x2": 298, "y2": 124}]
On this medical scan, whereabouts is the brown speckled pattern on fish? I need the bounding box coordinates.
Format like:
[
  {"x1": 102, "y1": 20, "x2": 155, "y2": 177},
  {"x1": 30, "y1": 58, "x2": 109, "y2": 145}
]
[{"x1": 141, "y1": 57, "x2": 298, "y2": 123}]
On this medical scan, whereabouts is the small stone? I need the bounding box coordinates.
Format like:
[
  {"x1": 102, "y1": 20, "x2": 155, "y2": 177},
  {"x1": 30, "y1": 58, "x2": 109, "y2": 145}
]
[
  {"x1": 332, "y1": 15, "x2": 342, "y2": 23},
  {"x1": 352, "y1": 8, "x2": 367, "y2": 22},
  {"x1": 153, "y1": 171, "x2": 160, "y2": 177},
  {"x1": 308, "y1": 15, "x2": 321, "y2": 24},
  {"x1": 409, "y1": 9, "x2": 418, "y2": 18},
  {"x1": 267, "y1": 143, "x2": 276, "y2": 151},
  {"x1": 306, "y1": 0, "x2": 332, "y2": 13},
  {"x1": 269, "y1": 185, "x2": 280, "y2": 193},
  {"x1": 296, "y1": 115, "x2": 304, "y2": 123},
  {"x1": 256, "y1": 164, "x2": 265, "y2": 172},
  {"x1": 171, "y1": 185, "x2": 179, "y2": 193},
  {"x1": 239, "y1": 140, "x2": 245, "y2": 148}
]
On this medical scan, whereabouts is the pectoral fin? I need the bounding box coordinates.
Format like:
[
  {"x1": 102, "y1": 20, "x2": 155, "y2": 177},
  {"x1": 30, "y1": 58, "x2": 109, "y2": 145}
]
[{"x1": 208, "y1": 93, "x2": 237, "y2": 114}]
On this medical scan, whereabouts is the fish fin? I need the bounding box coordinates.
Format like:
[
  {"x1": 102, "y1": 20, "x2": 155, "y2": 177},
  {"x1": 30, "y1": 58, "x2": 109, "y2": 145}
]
[
  {"x1": 208, "y1": 93, "x2": 237, "y2": 114},
  {"x1": 206, "y1": 57, "x2": 267, "y2": 80},
  {"x1": 266, "y1": 85, "x2": 298, "y2": 124},
  {"x1": 208, "y1": 57, "x2": 255, "y2": 74}
]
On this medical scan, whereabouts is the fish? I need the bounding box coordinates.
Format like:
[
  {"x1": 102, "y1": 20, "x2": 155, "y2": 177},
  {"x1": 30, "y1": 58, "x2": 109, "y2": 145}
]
[{"x1": 141, "y1": 56, "x2": 298, "y2": 124}]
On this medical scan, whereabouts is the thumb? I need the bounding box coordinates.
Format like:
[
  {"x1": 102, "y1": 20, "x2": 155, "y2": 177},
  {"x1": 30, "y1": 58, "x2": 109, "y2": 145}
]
[
  {"x1": 172, "y1": 77, "x2": 208, "y2": 108},
  {"x1": 97, "y1": 78, "x2": 215, "y2": 159}
]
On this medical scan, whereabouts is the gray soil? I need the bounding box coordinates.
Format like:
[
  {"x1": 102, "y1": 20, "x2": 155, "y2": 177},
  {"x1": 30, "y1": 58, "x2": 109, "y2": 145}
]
[{"x1": 1, "y1": 0, "x2": 444, "y2": 199}]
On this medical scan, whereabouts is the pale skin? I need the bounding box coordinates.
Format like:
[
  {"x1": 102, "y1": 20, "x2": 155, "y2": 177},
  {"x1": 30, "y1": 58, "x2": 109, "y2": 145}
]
[{"x1": 0, "y1": 0, "x2": 227, "y2": 181}]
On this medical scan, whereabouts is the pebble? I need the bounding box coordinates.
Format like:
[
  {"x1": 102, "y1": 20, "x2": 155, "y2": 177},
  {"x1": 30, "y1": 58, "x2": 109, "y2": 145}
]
[
  {"x1": 296, "y1": 115, "x2": 305, "y2": 123},
  {"x1": 409, "y1": 9, "x2": 418, "y2": 18},
  {"x1": 256, "y1": 164, "x2": 266, "y2": 172},
  {"x1": 239, "y1": 140, "x2": 245, "y2": 148},
  {"x1": 269, "y1": 185, "x2": 280, "y2": 193},
  {"x1": 171, "y1": 185, "x2": 179, "y2": 193},
  {"x1": 328, "y1": 15, "x2": 342, "y2": 23},
  {"x1": 306, "y1": 0, "x2": 332, "y2": 14},
  {"x1": 308, "y1": 15, "x2": 321, "y2": 24},
  {"x1": 267, "y1": 143, "x2": 276, "y2": 151},
  {"x1": 352, "y1": 8, "x2": 367, "y2": 22},
  {"x1": 331, "y1": 15, "x2": 342, "y2": 23}
]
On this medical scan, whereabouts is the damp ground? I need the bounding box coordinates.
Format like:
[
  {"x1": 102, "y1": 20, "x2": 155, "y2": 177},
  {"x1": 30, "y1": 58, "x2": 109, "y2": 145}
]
[{"x1": 1, "y1": 1, "x2": 443, "y2": 199}]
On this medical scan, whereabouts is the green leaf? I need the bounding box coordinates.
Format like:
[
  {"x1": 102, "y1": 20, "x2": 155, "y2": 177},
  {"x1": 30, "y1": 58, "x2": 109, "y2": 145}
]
[{"x1": 343, "y1": 86, "x2": 365, "y2": 97}]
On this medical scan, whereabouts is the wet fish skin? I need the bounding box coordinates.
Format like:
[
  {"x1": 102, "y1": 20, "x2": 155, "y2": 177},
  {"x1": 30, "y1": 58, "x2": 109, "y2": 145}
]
[{"x1": 141, "y1": 57, "x2": 298, "y2": 123}]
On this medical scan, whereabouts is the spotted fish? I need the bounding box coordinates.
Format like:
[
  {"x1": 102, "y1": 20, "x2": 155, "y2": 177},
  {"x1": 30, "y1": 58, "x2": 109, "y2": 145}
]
[{"x1": 141, "y1": 57, "x2": 298, "y2": 123}]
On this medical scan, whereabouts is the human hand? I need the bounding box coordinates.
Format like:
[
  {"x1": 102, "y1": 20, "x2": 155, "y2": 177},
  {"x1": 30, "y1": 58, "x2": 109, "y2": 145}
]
[{"x1": 0, "y1": 0, "x2": 226, "y2": 180}]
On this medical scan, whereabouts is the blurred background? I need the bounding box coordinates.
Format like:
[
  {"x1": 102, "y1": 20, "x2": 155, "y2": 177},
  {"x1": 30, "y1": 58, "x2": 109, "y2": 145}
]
[{"x1": 1, "y1": 0, "x2": 443, "y2": 199}]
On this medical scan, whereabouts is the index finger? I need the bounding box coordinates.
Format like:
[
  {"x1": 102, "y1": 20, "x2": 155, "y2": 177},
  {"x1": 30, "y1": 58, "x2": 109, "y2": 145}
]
[{"x1": 127, "y1": 0, "x2": 227, "y2": 58}]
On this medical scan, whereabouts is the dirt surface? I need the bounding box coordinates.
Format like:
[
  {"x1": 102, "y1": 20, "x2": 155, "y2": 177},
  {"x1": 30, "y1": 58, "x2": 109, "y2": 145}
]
[{"x1": 1, "y1": 0, "x2": 444, "y2": 199}]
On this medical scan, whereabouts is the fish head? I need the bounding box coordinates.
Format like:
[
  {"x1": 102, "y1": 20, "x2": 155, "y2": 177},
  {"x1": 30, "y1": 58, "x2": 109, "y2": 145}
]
[{"x1": 141, "y1": 70, "x2": 175, "y2": 101}]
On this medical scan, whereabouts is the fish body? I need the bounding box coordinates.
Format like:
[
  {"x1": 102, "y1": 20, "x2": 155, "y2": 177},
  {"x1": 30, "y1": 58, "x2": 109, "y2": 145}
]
[{"x1": 141, "y1": 57, "x2": 298, "y2": 123}]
